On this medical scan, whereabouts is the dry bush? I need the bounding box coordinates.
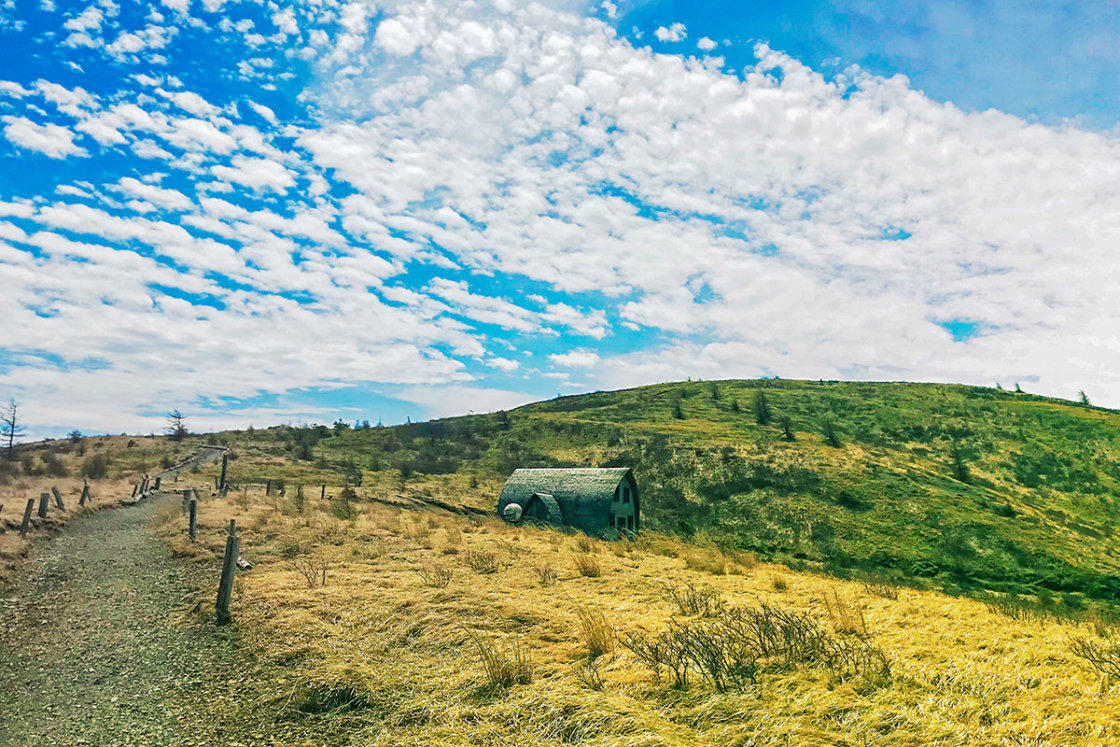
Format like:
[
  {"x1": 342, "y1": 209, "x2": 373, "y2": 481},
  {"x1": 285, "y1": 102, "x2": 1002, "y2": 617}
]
[
  {"x1": 665, "y1": 579, "x2": 724, "y2": 617},
  {"x1": 535, "y1": 563, "x2": 558, "y2": 586},
  {"x1": 623, "y1": 604, "x2": 890, "y2": 691},
  {"x1": 575, "y1": 605, "x2": 615, "y2": 658},
  {"x1": 573, "y1": 554, "x2": 601, "y2": 578},
  {"x1": 463, "y1": 549, "x2": 501, "y2": 574},
  {"x1": 292, "y1": 555, "x2": 330, "y2": 588},
  {"x1": 467, "y1": 630, "x2": 534, "y2": 689},
  {"x1": 823, "y1": 590, "x2": 869, "y2": 637},
  {"x1": 444, "y1": 523, "x2": 463, "y2": 547},
  {"x1": 497, "y1": 538, "x2": 530, "y2": 560},
  {"x1": 1069, "y1": 635, "x2": 1120, "y2": 680},
  {"x1": 771, "y1": 574, "x2": 789, "y2": 591},
  {"x1": 575, "y1": 535, "x2": 596, "y2": 553},
  {"x1": 418, "y1": 562, "x2": 453, "y2": 588},
  {"x1": 573, "y1": 658, "x2": 606, "y2": 691},
  {"x1": 860, "y1": 578, "x2": 901, "y2": 600}
]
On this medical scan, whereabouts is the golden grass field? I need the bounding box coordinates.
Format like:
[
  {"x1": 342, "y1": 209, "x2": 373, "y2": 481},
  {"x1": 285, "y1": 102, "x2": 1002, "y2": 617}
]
[{"x1": 149, "y1": 475, "x2": 1120, "y2": 747}]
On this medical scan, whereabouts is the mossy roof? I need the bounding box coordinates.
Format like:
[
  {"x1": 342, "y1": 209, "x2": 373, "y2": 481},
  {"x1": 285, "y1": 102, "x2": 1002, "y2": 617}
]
[{"x1": 498, "y1": 468, "x2": 631, "y2": 510}]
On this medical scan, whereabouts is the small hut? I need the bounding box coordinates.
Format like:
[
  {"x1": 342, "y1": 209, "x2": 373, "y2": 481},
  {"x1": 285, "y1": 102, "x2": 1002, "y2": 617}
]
[{"x1": 497, "y1": 467, "x2": 639, "y2": 536}]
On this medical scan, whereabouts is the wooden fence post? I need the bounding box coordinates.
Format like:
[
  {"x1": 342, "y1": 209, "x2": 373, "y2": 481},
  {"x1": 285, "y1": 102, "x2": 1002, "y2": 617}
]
[
  {"x1": 37, "y1": 492, "x2": 49, "y2": 519},
  {"x1": 131, "y1": 483, "x2": 139, "y2": 498},
  {"x1": 51, "y1": 486, "x2": 65, "y2": 511},
  {"x1": 181, "y1": 489, "x2": 191, "y2": 513},
  {"x1": 19, "y1": 498, "x2": 34, "y2": 537},
  {"x1": 189, "y1": 499, "x2": 197, "y2": 541},
  {"x1": 216, "y1": 519, "x2": 239, "y2": 625},
  {"x1": 321, "y1": 484, "x2": 326, "y2": 501},
  {"x1": 79, "y1": 483, "x2": 90, "y2": 506},
  {"x1": 265, "y1": 479, "x2": 272, "y2": 496},
  {"x1": 154, "y1": 476, "x2": 161, "y2": 491},
  {"x1": 219, "y1": 454, "x2": 229, "y2": 493}
]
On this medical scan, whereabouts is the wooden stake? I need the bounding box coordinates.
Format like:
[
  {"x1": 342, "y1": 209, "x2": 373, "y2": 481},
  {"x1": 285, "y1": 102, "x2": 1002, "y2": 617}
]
[
  {"x1": 153, "y1": 476, "x2": 161, "y2": 491},
  {"x1": 219, "y1": 454, "x2": 229, "y2": 493},
  {"x1": 321, "y1": 484, "x2": 326, "y2": 501},
  {"x1": 216, "y1": 519, "x2": 239, "y2": 625},
  {"x1": 51, "y1": 486, "x2": 65, "y2": 511},
  {"x1": 188, "y1": 499, "x2": 197, "y2": 541},
  {"x1": 37, "y1": 492, "x2": 49, "y2": 519},
  {"x1": 19, "y1": 498, "x2": 34, "y2": 537},
  {"x1": 79, "y1": 484, "x2": 90, "y2": 506}
]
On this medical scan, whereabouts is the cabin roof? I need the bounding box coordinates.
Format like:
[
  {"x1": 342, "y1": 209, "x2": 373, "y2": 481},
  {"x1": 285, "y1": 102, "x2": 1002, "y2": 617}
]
[{"x1": 498, "y1": 467, "x2": 631, "y2": 508}]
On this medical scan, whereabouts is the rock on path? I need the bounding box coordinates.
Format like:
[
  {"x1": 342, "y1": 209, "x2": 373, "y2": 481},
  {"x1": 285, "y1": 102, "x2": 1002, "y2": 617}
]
[{"x1": 0, "y1": 496, "x2": 209, "y2": 747}]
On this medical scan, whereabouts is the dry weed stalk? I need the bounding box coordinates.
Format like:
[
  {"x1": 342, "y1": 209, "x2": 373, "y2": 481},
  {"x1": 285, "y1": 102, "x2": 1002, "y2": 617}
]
[
  {"x1": 573, "y1": 554, "x2": 601, "y2": 578},
  {"x1": 292, "y1": 554, "x2": 330, "y2": 588},
  {"x1": 575, "y1": 605, "x2": 616, "y2": 658}
]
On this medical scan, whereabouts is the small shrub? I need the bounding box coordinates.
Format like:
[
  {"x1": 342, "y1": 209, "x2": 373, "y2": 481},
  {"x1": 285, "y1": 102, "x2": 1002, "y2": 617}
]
[
  {"x1": 623, "y1": 603, "x2": 890, "y2": 692},
  {"x1": 684, "y1": 548, "x2": 729, "y2": 575},
  {"x1": 573, "y1": 658, "x2": 606, "y2": 691},
  {"x1": 573, "y1": 554, "x2": 602, "y2": 578},
  {"x1": 575, "y1": 605, "x2": 616, "y2": 658},
  {"x1": 666, "y1": 580, "x2": 724, "y2": 617},
  {"x1": 468, "y1": 630, "x2": 533, "y2": 689},
  {"x1": 771, "y1": 574, "x2": 789, "y2": 591},
  {"x1": 463, "y1": 550, "x2": 501, "y2": 574},
  {"x1": 82, "y1": 454, "x2": 109, "y2": 480},
  {"x1": 1069, "y1": 635, "x2": 1120, "y2": 680},
  {"x1": 535, "y1": 563, "x2": 558, "y2": 586},
  {"x1": 41, "y1": 451, "x2": 68, "y2": 477},
  {"x1": 575, "y1": 535, "x2": 596, "y2": 553},
  {"x1": 418, "y1": 562, "x2": 453, "y2": 588},
  {"x1": 292, "y1": 555, "x2": 330, "y2": 588}
]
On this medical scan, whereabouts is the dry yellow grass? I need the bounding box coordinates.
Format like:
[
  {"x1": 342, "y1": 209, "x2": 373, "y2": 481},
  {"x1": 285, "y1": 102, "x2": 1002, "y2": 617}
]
[{"x1": 155, "y1": 489, "x2": 1120, "y2": 747}]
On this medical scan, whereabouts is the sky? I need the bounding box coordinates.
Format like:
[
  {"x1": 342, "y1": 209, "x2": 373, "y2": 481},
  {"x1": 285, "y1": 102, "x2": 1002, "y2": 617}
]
[{"x1": 0, "y1": 0, "x2": 1118, "y2": 438}]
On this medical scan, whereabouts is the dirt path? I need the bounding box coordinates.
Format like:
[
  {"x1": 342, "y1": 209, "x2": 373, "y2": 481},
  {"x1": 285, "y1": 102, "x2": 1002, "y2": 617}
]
[{"x1": 0, "y1": 495, "x2": 215, "y2": 747}]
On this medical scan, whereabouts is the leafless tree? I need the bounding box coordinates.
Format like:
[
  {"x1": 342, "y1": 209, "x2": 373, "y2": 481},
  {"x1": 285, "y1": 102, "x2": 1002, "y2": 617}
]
[
  {"x1": 1, "y1": 398, "x2": 24, "y2": 460},
  {"x1": 166, "y1": 410, "x2": 188, "y2": 442}
]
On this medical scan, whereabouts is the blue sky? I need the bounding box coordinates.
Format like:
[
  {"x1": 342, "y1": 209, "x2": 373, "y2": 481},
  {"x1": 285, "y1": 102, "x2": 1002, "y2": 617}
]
[{"x1": 0, "y1": 0, "x2": 1118, "y2": 438}]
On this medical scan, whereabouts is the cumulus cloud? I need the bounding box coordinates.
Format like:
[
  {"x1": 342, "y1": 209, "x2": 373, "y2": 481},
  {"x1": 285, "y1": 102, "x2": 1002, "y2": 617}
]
[
  {"x1": 209, "y1": 155, "x2": 295, "y2": 192},
  {"x1": 655, "y1": 22, "x2": 686, "y2": 42},
  {"x1": 549, "y1": 350, "x2": 600, "y2": 368},
  {"x1": 697, "y1": 36, "x2": 717, "y2": 51},
  {"x1": 2, "y1": 116, "x2": 87, "y2": 158}
]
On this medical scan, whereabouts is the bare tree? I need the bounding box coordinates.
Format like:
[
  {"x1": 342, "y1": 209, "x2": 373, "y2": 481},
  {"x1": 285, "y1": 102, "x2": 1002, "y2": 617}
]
[
  {"x1": 1, "y1": 398, "x2": 23, "y2": 460},
  {"x1": 166, "y1": 410, "x2": 188, "y2": 442}
]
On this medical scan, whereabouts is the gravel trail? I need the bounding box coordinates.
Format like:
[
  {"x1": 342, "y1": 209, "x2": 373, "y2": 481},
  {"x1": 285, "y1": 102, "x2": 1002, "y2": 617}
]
[{"x1": 0, "y1": 496, "x2": 213, "y2": 747}]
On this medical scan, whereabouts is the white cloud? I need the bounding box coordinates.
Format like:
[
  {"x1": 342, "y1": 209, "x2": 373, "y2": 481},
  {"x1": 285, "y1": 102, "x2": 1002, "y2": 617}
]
[
  {"x1": 2, "y1": 116, "x2": 87, "y2": 158},
  {"x1": 655, "y1": 22, "x2": 686, "y2": 42},
  {"x1": 210, "y1": 155, "x2": 295, "y2": 192},
  {"x1": 549, "y1": 350, "x2": 600, "y2": 368},
  {"x1": 115, "y1": 176, "x2": 193, "y2": 211},
  {"x1": 697, "y1": 36, "x2": 717, "y2": 51}
]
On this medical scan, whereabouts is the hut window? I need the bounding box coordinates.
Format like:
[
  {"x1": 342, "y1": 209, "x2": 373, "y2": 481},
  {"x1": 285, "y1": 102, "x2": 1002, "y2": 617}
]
[
  {"x1": 622, "y1": 486, "x2": 630, "y2": 503},
  {"x1": 627, "y1": 515, "x2": 634, "y2": 530},
  {"x1": 613, "y1": 489, "x2": 620, "y2": 502}
]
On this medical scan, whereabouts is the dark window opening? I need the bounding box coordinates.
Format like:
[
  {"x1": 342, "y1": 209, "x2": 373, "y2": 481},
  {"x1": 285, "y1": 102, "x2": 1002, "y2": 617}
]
[
  {"x1": 622, "y1": 486, "x2": 630, "y2": 503},
  {"x1": 627, "y1": 515, "x2": 634, "y2": 530},
  {"x1": 613, "y1": 489, "x2": 620, "y2": 502}
]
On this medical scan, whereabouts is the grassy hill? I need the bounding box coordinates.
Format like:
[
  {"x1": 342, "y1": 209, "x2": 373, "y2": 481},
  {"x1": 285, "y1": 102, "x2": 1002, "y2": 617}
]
[
  {"x1": 7, "y1": 377, "x2": 1120, "y2": 602},
  {"x1": 159, "y1": 377, "x2": 1120, "y2": 603},
  {"x1": 7, "y1": 378, "x2": 1120, "y2": 745}
]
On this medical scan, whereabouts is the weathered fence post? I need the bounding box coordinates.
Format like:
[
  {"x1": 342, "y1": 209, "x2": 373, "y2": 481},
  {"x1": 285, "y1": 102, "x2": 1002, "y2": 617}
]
[
  {"x1": 153, "y1": 476, "x2": 161, "y2": 491},
  {"x1": 188, "y1": 499, "x2": 197, "y2": 541},
  {"x1": 131, "y1": 483, "x2": 139, "y2": 498},
  {"x1": 181, "y1": 489, "x2": 191, "y2": 513},
  {"x1": 219, "y1": 454, "x2": 229, "y2": 493},
  {"x1": 37, "y1": 492, "x2": 49, "y2": 519},
  {"x1": 79, "y1": 483, "x2": 90, "y2": 506},
  {"x1": 51, "y1": 486, "x2": 65, "y2": 511},
  {"x1": 321, "y1": 484, "x2": 326, "y2": 501},
  {"x1": 216, "y1": 519, "x2": 239, "y2": 625},
  {"x1": 140, "y1": 475, "x2": 150, "y2": 495},
  {"x1": 19, "y1": 499, "x2": 34, "y2": 537},
  {"x1": 265, "y1": 479, "x2": 272, "y2": 496}
]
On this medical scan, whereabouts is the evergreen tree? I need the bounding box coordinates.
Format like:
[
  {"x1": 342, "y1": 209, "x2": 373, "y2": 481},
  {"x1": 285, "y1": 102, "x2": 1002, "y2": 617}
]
[
  {"x1": 822, "y1": 418, "x2": 841, "y2": 448},
  {"x1": 754, "y1": 391, "x2": 771, "y2": 425},
  {"x1": 780, "y1": 416, "x2": 795, "y2": 441},
  {"x1": 672, "y1": 400, "x2": 685, "y2": 420},
  {"x1": 730, "y1": 399, "x2": 740, "y2": 414},
  {"x1": 1079, "y1": 390, "x2": 1091, "y2": 406},
  {"x1": 950, "y1": 441, "x2": 971, "y2": 483}
]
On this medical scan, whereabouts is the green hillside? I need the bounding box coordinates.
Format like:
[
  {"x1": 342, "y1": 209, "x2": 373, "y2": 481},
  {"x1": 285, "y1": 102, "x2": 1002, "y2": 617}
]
[{"x1": 196, "y1": 378, "x2": 1120, "y2": 603}]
